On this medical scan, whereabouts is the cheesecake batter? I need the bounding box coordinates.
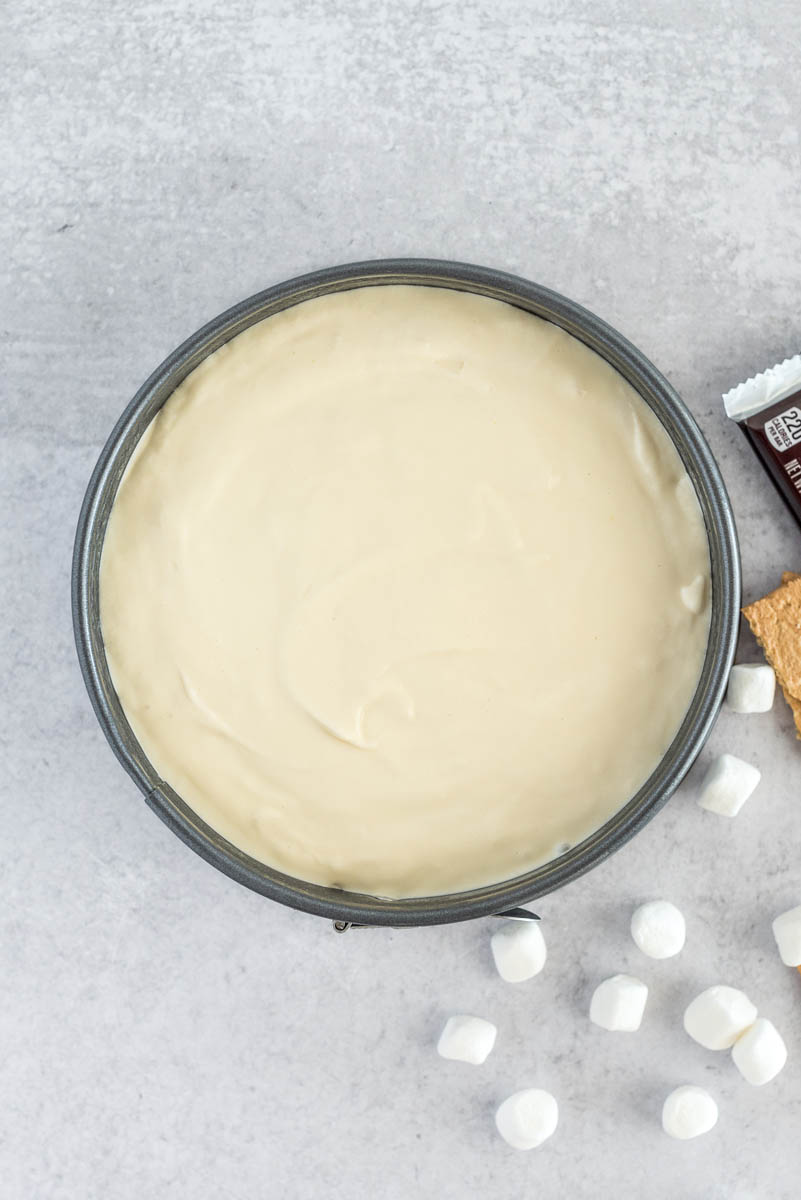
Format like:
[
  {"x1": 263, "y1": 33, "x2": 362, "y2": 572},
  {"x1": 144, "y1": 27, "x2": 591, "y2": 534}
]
[{"x1": 100, "y1": 286, "x2": 710, "y2": 897}]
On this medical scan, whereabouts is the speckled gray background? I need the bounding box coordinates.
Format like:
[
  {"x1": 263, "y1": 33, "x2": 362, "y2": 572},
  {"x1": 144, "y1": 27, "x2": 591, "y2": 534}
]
[{"x1": 3, "y1": 2, "x2": 801, "y2": 1197}]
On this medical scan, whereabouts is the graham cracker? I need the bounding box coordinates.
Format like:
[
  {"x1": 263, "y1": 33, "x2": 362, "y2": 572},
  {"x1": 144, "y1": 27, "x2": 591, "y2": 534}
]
[
  {"x1": 742, "y1": 574, "x2": 801, "y2": 738},
  {"x1": 787, "y1": 692, "x2": 801, "y2": 728}
]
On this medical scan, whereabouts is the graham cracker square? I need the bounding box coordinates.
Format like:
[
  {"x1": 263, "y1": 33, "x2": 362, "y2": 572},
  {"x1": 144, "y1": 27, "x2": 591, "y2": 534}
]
[{"x1": 742, "y1": 574, "x2": 801, "y2": 738}]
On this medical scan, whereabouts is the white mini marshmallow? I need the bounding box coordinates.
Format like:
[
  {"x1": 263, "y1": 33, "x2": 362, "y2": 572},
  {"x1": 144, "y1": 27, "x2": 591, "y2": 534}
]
[
  {"x1": 697, "y1": 754, "x2": 760, "y2": 818},
  {"x1": 436, "y1": 1015, "x2": 497, "y2": 1064},
  {"x1": 772, "y1": 905, "x2": 801, "y2": 967},
  {"x1": 683, "y1": 985, "x2": 757, "y2": 1050},
  {"x1": 731, "y1": 1018, "x2": 787, "y2": 1085},
  {"x1": 491, "y1": 920, "x2": 547, "y2": 982},
  {"x1": 661, "y1": 1085, "x2": 719, "y2": 1140},
  {"x1": 495, "y1": 1088, "x2": 558, "y2": 1150},
  {"x1": 726, "y1": 663, "x2": 776, "y2": 713},
  {"x1": 589, "y1": 974, "x2": 648, "y2": 1032},
  {"x1": 630, "y1": 900, "x2": 686, "y2": 959}
]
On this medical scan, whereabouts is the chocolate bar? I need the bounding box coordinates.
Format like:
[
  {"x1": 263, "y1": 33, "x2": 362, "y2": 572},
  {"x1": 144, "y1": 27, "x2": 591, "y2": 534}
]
[{"x1": 723, "y1": 355, "x2": 801, "y2": 526}]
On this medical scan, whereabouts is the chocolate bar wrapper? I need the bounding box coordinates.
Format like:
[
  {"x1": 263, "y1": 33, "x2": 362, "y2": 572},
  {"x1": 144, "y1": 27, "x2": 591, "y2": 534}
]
[{"x1": 723, "y1": 355, "x2": 801, "y2": 527}]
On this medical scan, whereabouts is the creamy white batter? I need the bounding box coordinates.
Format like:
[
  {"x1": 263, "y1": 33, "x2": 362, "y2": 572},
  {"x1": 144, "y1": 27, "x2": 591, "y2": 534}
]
[{"x1": 100, "y1": 286, "x2": 710, "y2": 897}]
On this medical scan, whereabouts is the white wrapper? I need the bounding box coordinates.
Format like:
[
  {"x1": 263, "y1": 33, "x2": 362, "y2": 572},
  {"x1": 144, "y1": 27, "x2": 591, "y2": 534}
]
[{"x1": 723, "y1": 354, "x2": 801, "y2": 421}]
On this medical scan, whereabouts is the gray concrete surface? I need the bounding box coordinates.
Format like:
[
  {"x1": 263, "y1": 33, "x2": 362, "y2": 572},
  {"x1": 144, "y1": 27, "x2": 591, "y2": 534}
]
[{"x1": 3, "y1": 2, "x2": 801, "y2": 1197}]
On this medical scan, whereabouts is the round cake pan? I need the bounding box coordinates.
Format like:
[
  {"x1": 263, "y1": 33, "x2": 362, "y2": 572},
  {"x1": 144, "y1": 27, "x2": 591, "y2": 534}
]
[{"x1": 72, "y1": 259, "x2": 741, "y2": 926}]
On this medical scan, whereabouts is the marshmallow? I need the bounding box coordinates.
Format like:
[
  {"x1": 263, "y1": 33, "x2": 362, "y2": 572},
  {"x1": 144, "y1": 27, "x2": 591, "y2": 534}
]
[
  {"x1": 589, "y1": 974, "x2": 648, "y2": 1032},
  {"x1": 683, "y1": 985, "x2": 757, "y2": 1050},
  {"x1": 726, "y1": 663, "x2": 776, "y2": 713},
  {"x1": 661, "y1": 1085, "x2": 719, "y2": 1140},
  {"x1": 495, "y1": 1088, "x2": 558, "y2": 1150},
  {"x1": 491, "y1": 920, "x2": 547, "y2": 982},
  {"x1": 731, "y1": 1018, "x2": 787, "y2": 1086},
  {"x1": 436, "y1": 1015, "x2": 497, "y2": 1064},
  {"x1": 630, "y1": 900, "x2": 686, "y2": 959},
  {"x1": 697, "y1": 754, "x2": 760, "y2": 818},
  {"x1": 772, "y1": 905, "x2": 801, "y2": 966}
]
